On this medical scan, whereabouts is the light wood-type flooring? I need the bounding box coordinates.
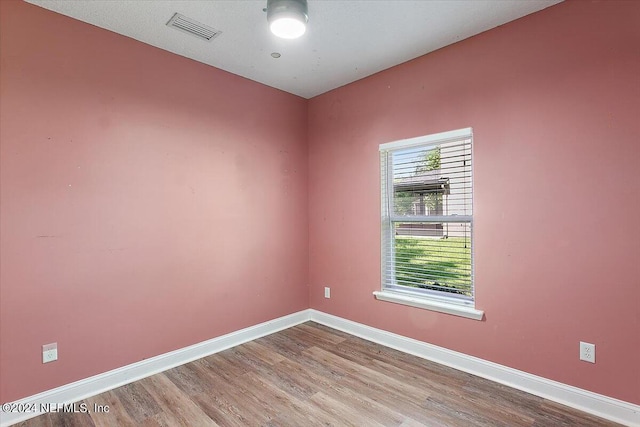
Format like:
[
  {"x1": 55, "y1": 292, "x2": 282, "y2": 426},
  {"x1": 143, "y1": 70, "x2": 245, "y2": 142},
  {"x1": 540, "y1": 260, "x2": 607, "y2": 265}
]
[{"x1": 17, "y1": 322, "x2": 620, "y2": 426}]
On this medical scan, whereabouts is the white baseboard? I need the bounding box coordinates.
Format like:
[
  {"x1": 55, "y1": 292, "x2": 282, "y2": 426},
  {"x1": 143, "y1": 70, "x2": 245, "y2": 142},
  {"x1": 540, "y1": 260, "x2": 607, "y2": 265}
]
[
  {"x1": 308, "y1": 309, "x2": 640, "y2": 427},
  {"x1": 0, "y1": 310, "x2": 311, "y2": 427},
  {"x1": 3, "y1": 309, "x2": 638, "y2": 427}
]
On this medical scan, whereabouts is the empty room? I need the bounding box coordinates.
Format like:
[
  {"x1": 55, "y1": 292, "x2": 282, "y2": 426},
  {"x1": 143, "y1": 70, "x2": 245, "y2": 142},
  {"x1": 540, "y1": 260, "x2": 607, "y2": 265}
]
[{"x1": 1, "y1": 0, "x2": 638, "y2": 426}]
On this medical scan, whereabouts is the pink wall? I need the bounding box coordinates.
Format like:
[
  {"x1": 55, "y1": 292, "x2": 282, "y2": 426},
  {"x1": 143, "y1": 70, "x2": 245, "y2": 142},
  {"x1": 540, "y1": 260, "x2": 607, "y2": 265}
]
[
  {"x1": 0, "y1": 0, "x2": 308, "y2": 403},
  {"x1": 308, "y1": 0, "x2": 640, "y2": 405}
]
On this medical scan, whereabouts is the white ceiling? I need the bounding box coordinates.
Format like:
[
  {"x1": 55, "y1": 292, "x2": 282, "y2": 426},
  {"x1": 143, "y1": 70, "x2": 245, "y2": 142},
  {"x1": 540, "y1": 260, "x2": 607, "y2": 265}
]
[{"x1": 25, "y1": 0, "x2": 562, "y2": 99}]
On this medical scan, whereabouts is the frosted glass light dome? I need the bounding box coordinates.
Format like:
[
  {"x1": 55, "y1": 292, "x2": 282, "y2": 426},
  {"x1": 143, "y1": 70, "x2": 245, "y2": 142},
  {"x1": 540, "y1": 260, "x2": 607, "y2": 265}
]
[
  {"x1": 270, "y1": 17, "x2": 306, "y2": 39},
  {"x1": 266, "y1": 0, "x2": 308, "y2": 39}
]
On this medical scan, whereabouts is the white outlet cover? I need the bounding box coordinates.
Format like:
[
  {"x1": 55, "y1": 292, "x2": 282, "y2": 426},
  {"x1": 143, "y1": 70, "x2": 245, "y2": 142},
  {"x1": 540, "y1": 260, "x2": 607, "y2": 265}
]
[
  {"x1": 324, "y1": 287, "x2": 330, "y2": 298},
  {"x1": 43, "y1": 342, "x2": 58, "y2": 363},
  {"x1": 579, "y1": 341, "x2": 595, "y2": 363}
]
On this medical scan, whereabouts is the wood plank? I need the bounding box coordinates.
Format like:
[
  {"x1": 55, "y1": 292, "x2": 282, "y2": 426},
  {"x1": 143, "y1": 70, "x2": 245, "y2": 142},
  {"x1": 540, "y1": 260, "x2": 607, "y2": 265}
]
[
  {"x1": 231, "y1": 371, "x2": 340, "y2": 426},
  {"x1": 16, "y1": 413, "x2": 53, "y2": 427},
  {"x1": 295, "y1": 322, "x2": 350, "y2": 344},
  {"x1": 187, "y1": 360, "x2": 272, "y2": 426},
  {"x1": 138, "y1": 374, "x2": 217, "y2": 426},
  {"x1": 110, "y1": 381, "x2": 163, "y2": 423},
  {"x1": 308, "y1": 391, "x2": 387, "y2": 427},
  {"x1": 46, "y1": 409, "x2": 95, "y2": 427},
  {"x1": 84, "y1": 390, "x2": 137, "y2": 427},
  {"x1": 303, "y1": 345, "x2": 433, "y2": 402}
]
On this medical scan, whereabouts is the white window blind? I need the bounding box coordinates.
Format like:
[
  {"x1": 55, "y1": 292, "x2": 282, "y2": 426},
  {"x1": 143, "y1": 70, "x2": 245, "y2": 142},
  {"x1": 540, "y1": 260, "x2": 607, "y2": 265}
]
[{"x1": 380, "y1": 128, "x2": 474, "y2": 305}]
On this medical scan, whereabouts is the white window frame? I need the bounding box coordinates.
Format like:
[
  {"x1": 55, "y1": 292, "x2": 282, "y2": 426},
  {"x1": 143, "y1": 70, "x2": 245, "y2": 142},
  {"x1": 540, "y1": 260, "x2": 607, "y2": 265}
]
[{"x1": 374, "y1": 128, "x2": 484, "y2": 320}]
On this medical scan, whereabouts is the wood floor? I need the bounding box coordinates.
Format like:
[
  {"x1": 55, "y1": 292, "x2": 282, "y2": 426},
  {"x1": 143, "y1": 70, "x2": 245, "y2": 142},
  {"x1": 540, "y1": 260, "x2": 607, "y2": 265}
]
[{"x1": 17, "y1": 322, "x2": 619, "y2": 427}]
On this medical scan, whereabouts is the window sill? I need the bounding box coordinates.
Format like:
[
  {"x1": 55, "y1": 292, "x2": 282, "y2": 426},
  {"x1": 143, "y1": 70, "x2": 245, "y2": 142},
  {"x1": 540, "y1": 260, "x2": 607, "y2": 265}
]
[{"x1": 373, "y1": 291, "x2": 484, "y2": 321}]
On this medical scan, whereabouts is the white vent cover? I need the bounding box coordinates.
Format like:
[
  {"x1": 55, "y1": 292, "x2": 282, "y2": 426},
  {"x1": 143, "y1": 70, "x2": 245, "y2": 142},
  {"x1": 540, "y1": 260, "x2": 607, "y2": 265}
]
[{"x1": 166, "y1": 13, "x2": 222, "y2": 42}]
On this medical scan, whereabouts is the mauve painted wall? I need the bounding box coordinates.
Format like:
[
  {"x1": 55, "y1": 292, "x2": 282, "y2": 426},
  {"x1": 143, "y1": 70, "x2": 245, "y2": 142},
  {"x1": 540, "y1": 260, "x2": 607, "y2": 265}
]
[
  {"x1": 308, "y1": 0, "x2": 640, "y2": 404},
  {"x1": 0, "y1": 0, "x2": 308, "y2": 403}
]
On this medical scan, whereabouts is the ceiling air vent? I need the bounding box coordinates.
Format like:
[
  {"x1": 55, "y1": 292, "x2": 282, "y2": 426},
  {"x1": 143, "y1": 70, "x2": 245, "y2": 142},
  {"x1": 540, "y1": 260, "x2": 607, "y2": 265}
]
[{"x1": 166, "y1": 13, "x2": 222, "y2": 42}]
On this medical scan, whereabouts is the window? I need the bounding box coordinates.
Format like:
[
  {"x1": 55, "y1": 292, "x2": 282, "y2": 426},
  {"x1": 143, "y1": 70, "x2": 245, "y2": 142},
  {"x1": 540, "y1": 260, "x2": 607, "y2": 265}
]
[{"x1": 374, "y1": 128, "x2": 483, "y2": 320}]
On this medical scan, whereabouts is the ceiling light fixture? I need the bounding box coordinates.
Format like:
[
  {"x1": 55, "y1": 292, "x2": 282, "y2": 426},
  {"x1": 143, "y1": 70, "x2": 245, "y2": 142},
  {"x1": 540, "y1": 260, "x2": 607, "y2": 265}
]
[{"x1": 266, "y1": 0, "x2": 308, "y2": 39}]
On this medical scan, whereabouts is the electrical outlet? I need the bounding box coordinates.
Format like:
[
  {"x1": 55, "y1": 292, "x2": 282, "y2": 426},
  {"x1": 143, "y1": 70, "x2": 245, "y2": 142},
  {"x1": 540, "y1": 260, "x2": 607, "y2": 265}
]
[
  {"x1": 324, "y1": 287, "x2": 330, "y2": 298},
  {"x1": 579, "y1": 341, "x2": 595, "y2": 363},
  {"x1": 43, "y1": 342, "x2": 58, "y2": 363}
]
